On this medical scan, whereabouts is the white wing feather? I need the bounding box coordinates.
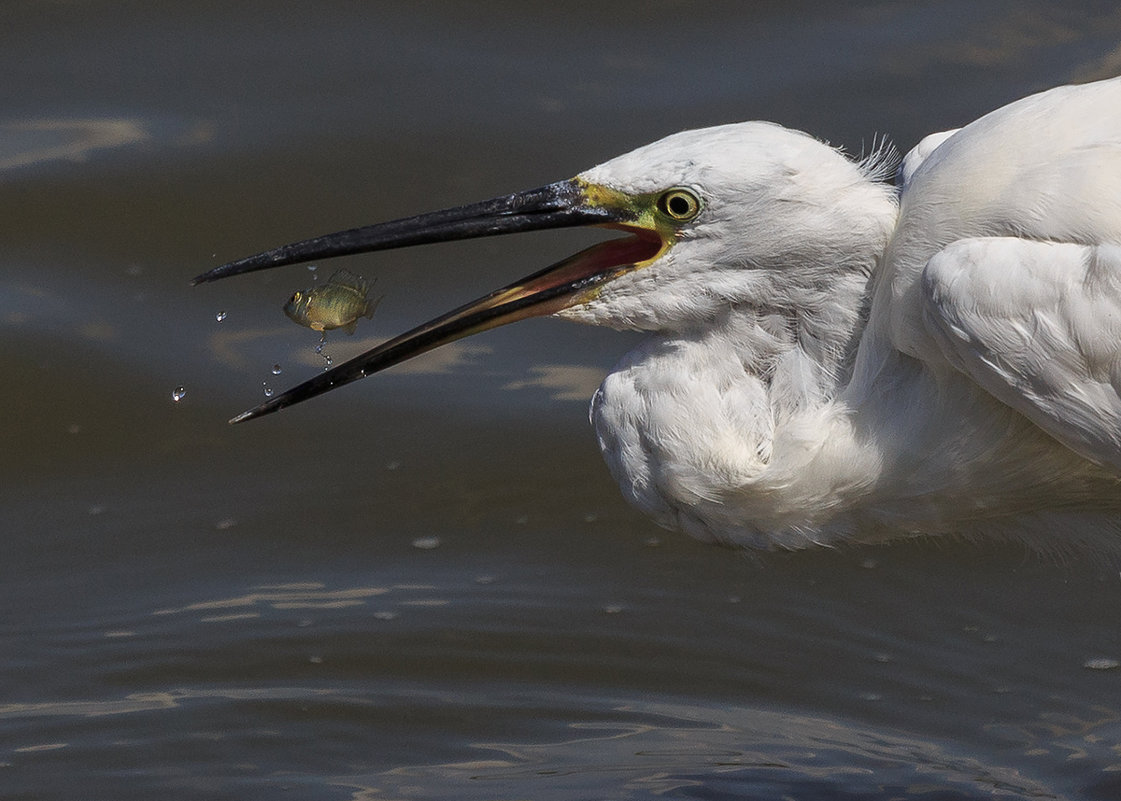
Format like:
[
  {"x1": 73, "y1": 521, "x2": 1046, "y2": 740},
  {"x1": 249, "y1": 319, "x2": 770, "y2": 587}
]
[{"x1": 922, "y1": 237, "x2": 1121, "y2": 470}]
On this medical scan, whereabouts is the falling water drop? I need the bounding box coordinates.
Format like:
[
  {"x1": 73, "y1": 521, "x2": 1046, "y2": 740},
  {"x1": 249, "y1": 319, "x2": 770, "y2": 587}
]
[
  {"x1": 314, "y1": 333, "x2": 332, "y2": 369},
  {"x1": 172, "y1": 386, "x2": 186, "y2": 402},
  {"x1": 215, "y1": 311, "x2": 227, "y2": 322},
  {"x1": 271, "y1": 364, "x2": 282, "y2": 375},
  {"x1": 262, "y1": 382, "x2": 274, "y2": 398}
]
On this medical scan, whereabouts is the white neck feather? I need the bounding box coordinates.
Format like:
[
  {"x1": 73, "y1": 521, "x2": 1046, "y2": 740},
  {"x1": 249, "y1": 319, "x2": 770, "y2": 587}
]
[{"x1": 590, "y1": 265, "x2": 880, "y2": 549}]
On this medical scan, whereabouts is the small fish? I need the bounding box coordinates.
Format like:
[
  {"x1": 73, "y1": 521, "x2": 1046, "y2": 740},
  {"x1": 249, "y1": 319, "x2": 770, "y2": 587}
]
[{"x1": 283, "y1": 269, "x2": 378, "y2": 334}]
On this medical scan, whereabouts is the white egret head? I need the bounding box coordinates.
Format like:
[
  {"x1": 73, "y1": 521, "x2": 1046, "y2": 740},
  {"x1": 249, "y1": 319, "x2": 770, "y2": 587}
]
[{"x1": 562, "y1": 122, "x2": 898, "y2": 332}]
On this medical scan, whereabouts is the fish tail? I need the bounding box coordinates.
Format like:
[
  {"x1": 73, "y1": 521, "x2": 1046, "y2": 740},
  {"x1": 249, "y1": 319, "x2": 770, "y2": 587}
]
[{"x1": 365, "y1": 295, "x2": 384, "y2": 319}]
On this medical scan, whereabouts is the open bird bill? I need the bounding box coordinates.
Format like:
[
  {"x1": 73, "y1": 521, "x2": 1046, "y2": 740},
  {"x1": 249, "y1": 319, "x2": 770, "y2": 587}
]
[{"x1": 192, "y1": 178, "x2": 666, "y2": 423}]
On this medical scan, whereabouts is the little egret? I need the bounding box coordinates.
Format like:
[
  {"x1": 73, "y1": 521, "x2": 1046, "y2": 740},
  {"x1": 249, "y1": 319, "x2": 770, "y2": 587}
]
[{"x1": 195, "y1": 77, "x2": 1121, "y2": 550}]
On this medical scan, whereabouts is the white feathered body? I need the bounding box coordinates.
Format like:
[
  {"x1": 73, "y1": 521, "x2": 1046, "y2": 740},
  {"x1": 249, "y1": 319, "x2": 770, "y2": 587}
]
[{"x1": 573, "y1": 77, "x2": 1121, "y2": 549}]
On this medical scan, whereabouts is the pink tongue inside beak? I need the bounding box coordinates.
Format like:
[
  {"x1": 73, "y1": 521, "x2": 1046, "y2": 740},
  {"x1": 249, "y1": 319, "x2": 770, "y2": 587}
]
[{"x1": 504, "y1": 229, "x2": 665, "y2": 312}]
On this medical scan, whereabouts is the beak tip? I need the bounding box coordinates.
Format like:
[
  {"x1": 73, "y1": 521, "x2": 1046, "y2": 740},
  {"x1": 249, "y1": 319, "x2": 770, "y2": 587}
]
[
  {"x1": 229, "y1": 395, "x2": 291, "y2": 424},
  {"x1": 191, "y1": 266, "x2": 224, "y2": 285},
  {"x1": 229, "y1": 409, "x2": 257, "y2": 425}
]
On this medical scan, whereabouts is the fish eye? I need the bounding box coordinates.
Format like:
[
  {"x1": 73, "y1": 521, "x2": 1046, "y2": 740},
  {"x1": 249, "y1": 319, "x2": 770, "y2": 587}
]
[
  {"x1": 657, "y1": 188, "x2": 702, "y2": 222},
  {"x1": 290, "y1": 291, "x2": 302, "y2": 302}
]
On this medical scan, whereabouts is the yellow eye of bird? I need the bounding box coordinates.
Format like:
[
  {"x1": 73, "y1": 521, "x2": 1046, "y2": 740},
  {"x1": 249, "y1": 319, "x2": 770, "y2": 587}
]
[{"x1": 657, "y1": 188, "x2": 702, "y2": 222}]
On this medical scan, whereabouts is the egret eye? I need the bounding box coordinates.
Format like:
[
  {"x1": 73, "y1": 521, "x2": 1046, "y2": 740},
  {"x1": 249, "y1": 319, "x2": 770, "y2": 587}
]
[{"x1": 657, "y1": 188, "x2": 702, "y2": 222}]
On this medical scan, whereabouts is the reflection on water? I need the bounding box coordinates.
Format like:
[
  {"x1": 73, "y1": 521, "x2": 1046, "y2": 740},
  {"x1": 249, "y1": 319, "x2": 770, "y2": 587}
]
[
  {"x1": 2, "y1": 687, "x2": 1087, "y2": 799},
  {"x1": 152, "y1": 581, "x2": 442, "y2": 617},
  {"x1": 342, "y1": 700, "x2": 1069, "y2": 800},
  {"x1": 0, "y1": 117, "x2": 215, "y2": 172},
  {"x1": 0, "y1": 118, "x2": 148, "y2": 171},
  {"x1": 0, "y1": 687, "x2": 333, "y2": 722},
  {"x1": 503, "y1": 364, "x2": 609, "y2": 402},
  {"x1": 5, "y1": 534, "x2": 1121, "y2": 800}
]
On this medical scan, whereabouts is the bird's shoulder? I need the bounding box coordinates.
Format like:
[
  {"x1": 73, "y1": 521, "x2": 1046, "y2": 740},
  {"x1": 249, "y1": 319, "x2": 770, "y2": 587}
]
[{"x1": 875, "y1": 77, "x2": 1121, "y2": 359}]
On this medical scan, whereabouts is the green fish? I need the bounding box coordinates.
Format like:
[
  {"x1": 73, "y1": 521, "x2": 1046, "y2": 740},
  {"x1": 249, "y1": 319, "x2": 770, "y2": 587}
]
[{"x1": 284, "y1": 269, "x2": 377, "y2": 334}]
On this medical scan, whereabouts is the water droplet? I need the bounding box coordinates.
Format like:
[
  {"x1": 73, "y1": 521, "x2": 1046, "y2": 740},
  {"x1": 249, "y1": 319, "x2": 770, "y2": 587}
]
[
  {"x1": 215, "y1": 311, "x2": 227, "y2": 322},
  {"x1": 323, "y1": 356, "x2": 333, "y2": 368},
  {"x1": 373, "y1": 611, "x2": 399, "y2": 621},
  {"x1": 411, "y1": 536, "x2": 440, "y2": 550},
  {"x1": 172, "y1": 386, "x2": 186, "y2": 402},
  {"x1": 271, "y1": 364, "x2": 282, "y2": 375},
  {"x1": 307, "y1": 264, "x2": 318, "y2": 272},
  {"x1": 262, "y1": 382, "x2": 273, "y2": 398},
  {"x1": 314, "y1": 341, "x2": 325, "y2": 355}
]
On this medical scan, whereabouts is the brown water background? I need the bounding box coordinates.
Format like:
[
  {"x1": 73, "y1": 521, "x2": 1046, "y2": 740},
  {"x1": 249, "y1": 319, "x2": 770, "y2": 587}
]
[{"x1": 5, "y1": 2, "x2": 1121, "y2": 798}]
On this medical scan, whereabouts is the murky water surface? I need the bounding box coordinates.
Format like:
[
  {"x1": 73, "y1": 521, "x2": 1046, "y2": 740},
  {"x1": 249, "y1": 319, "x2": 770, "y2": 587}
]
[{"x1": 5, "y1": 2, "x2": 1121, "y2": 798}]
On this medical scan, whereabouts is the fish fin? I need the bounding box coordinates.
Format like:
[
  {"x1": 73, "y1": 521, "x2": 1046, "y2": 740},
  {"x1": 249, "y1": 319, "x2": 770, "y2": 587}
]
[
  {"x1": 344, "y1": 319, "x2": 358, "y2": 335},
  {"x1": 326, "y1": 268, "x2": 369, "y2": 294},
  {"x1": 365, "y1": 295, "x2": 383, "y2": 319}
]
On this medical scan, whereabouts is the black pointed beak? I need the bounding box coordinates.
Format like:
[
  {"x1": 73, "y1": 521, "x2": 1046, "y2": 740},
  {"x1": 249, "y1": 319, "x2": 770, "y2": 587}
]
[
  {"x1": 192, "y1": 180, "x2": 616, "y2": 285},
  {"x1": 195, "y1": 179, "x2": 665, "y2": 423}
]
